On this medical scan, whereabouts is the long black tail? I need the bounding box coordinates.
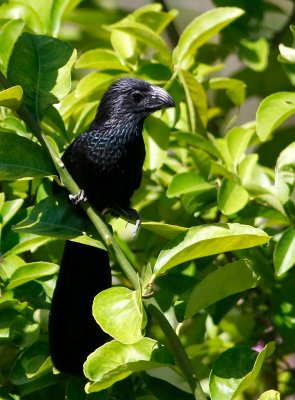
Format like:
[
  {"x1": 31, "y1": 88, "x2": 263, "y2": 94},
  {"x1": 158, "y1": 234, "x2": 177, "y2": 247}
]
[{"x1": 49, "y1": 241, "x2": 111, "y2": 375}]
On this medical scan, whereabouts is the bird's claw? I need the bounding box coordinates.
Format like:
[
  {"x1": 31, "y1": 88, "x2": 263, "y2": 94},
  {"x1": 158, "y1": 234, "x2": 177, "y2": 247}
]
[
  {"x1": 125, "y1": 208, "x2": 141, "y2": 239},
  {"x1": 69, "y1": 190, "x2": 88, "y2": 205}
]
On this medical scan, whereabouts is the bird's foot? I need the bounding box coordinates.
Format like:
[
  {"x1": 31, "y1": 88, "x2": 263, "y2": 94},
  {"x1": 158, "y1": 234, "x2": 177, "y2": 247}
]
[
  {"x1": 105, "y1": 205, "x2": 141, "y2": 239},
  {"x1": 69, "y1": 190, "x2": 88, "y2": 205}
]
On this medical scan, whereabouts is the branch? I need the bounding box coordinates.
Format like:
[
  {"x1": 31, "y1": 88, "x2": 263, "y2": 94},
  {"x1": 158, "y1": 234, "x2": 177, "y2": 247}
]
[
  {"x1": 146, "y1": 300, "x2": 207, "y2": 400},
  {"x1": 0, "y1": 70, "x2": 139, "y2": 290}
]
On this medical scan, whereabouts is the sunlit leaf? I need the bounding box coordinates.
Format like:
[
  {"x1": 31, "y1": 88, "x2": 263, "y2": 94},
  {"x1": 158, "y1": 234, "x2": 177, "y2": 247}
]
[
  {"x1": 273, "y1": 226, "x2": 295, "y2": 277},
  {"x1": 217, "y1": 178, "x2": 249, "y2": 215},
  {"x1": 173, "y1": 7, "x2": 244, "y2": 67},
  {"x1": 209, "y1": 77, "x2": 246, "y2": 106},
  {"x1": 0, "y1": 19, "x2": 25, "y2": 72},
  {"x1": 239, "y1": 38, "x2": 269, "y2": 71},
  {"x1": 141, "y1": 221, "x2": 187, "y2": 240},
  {"x1": 167, "y1": 172, "x2": 214, "y2": 197},
  {"x1": 76, "y1": 48, "x2": 129, "y2": 71},
  {"x1": 7, "y1": 262, "x2": 59, "y2": 289},
  {"x1": 93, "y1": 287, "x2": 146, "y2": 344},
  {"x1": 258, "y1": 390, "x2": 280, "y2": 400},
  {"x1": 154, "y1": 223, "x2": 270, "y2": 276},
  {"x1": 256, "y1": 92, "x2": 295, "y2": 141},
  {"x1": 0, "y1": 86, "x2": 23, "y2": 110},
  {"x1": 84, "y1": 338, "x2": 172, "y2": 393}
]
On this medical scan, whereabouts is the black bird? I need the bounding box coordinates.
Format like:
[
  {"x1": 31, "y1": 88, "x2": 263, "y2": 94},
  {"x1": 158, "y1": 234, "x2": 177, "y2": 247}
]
[{"x1": 49, "y1": 77, "x2": 175, "y2": 375}]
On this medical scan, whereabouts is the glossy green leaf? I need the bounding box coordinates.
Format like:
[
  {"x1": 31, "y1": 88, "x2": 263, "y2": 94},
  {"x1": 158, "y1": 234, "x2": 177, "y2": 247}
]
[
  {"x1": 76, "y1": 48, "x2": 129, "y2": 71},
  {"x1": 256, "y1": 92, "x2": 295, "y2": 141},
  {"x1": 75, "y1": 72, "x2": 116, "y2": 98},
  {"x1": 13, "y1": 194, "x2": 99, "y2": 241},
  {"x1": 134, "y1": 5, "x2": 178, "y2": 34},
  {"x1": 0, "y1": 132, "x2": 55, "y2": 180},
  {"x1": 173, "y1": 7, "x2": 244, "y2": 67},
  {"x1": 141, "y1": 222, "x2": 187, "y2": 240},
  {"x1": 0, "y1": 3, "x2": 44, "y2": 34},
  {"x1": 93, "y1": 287, "x2": 146, "y2": 344},
  {"x1": 0, "y1": 86, "x2": 23, "y2": 110},
  {"x1": 49, "y1": 0, "x2": 83, "y2": 36},
  {"x1": 144, "y1": 116, "x2": 170, "y2": 170},
  {"x1": 7, "y1": 262, "x2": 59, "y2": 289},
  {"x1": 226, "y1": 127, "x2": 254, "y2": 168},
  {"x1": 218, "y1": 178, "x2": 249, "y2": 215},
  {"x1": 273, "y1": 226, "x2": 295, "y2": 277},
  {"x1": 174, "y1": 131, "x2": 219, "y2": 157},
  {"x1": 7, "y1": 32, "x2": 76, "y2": 120},
  {"x1": 154, "y1": 223, "x2": 270, "y2": 276},
  {"x1": 9, "y1": 315, "x2": 40, "y2": 348},
  {"x1": 275, "y1": 142, "x2": 295, "y2": 204},
  {"x1": 111, "y1": 29, "x2": 137, "y2": 64},
  {"x1": 209, "y1": 77, "x2": 246, "y2": 105},
  {"x1": 209, "y1": 342, "x2": 275, "y2": 400},
  {"x1": 84, "y1": 338, "x2": 172, "y2": 393},
  {"x1": 167, "y1": 172, "x2": 214, "y2": 198},
  {"x1": 0, "y1": 19, "x2": 25, "y2": 72},
  {"x1": 239, "y1": 154, "x2": 258, "y2": 184},
  {"x1": 239, "y1": 38, "x2": 269, "y2": 71},
  {"x1": 278, "y1": 43, "x2": 295, "y2": 64},
  {"x1": 178, "y1": 69, "x2": 207, "y2": 133},
  {"x1": 186, "y1": 259, "x2": 258, "y2": 318},
  {"x1": 258, "y1": 390, "x2": 280, "y2": 400},
  {"x1": 5, "y1": 236, "x2": 52, "y2": 257},
  {"x1": 108, "y1": 21, "x2": 172, "y2": 67},
  {"x1": 1, "y1": 199, "x2": 23, "y2": 228}
]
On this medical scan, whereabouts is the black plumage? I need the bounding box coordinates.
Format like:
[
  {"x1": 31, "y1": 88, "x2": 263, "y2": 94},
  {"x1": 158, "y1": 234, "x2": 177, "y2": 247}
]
[{"x1": 49, "y1": 77, "x2": 174, "y2": 375}]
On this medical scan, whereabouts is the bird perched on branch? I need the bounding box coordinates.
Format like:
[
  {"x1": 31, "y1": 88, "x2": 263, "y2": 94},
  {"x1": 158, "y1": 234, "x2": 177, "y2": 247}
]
[{"x1": 49, "y1": 77, "x2": 175, "y2": 375}]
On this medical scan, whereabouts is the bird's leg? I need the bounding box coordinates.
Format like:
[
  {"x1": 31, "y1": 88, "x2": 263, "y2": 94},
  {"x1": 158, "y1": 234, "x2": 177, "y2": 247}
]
[
  {"x1": 104, "y1": 204, "x2": 141, "y2": 239},
  {"x1": 69, "y1": 189, "x2": 88, "y2": 205}
]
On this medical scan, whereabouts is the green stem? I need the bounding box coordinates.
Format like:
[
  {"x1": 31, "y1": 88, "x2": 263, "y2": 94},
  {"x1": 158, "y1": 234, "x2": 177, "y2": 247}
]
[
  {"x1": 0, "y1": 71, "x2": 139, "y2": 290},
  {"x1": 146, "y1": 300, "x2": 207, "y2": 400}
]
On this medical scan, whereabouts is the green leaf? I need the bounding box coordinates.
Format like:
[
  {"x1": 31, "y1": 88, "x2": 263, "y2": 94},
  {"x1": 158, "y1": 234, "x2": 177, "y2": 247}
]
[
  {"x1": 1, "y1": 198, "x2": 24, "y2": 227},
  {"x1": 239, "y1": 38, "x2": 269, "y2": 71},
  {"x1": 7, "y1": 262, "x2": 59, "y2": 289},
  {"x1": 226, "y1": 127, "x2": 254, "y2": 168},
  {"x1": 134, "y1": 5, "x2": 178, "y2": 34},
  {"x1": 167, "y1": 172, "x2": 215, "y2": 198},
  {"x1": 0, "y1": 132, "x2": 55, "y2": 180},
  {"x1": 239, "y1": 154, "x2": 258, "y2": 184},
  {"x1": 49, "y1": 0, "x2": 83, "y2": 36},
  {"x1": 258, "y1": 390, "x2": 280, "y2": 400},
  {"x1": 13, "y1": 194, "x2": 100, "y2": 241},
  {"x1": 154, "y1": 223, "x2": 270, "y2": 276},
  {"x1": 209, "y1": 342, "x2": 275, "y2": 400},
  {"x1": 185, "y1": 259, "x2": 259, "y2": 318},
  {"x1": 278, "y1": 43, "x2": 295, "y2": 64},
  {"x1": 256, "y1": 92, "x2": 295, "y2": 141},
  {"x1": 173, "y1": 7, "x2": 244, "y2": 67},
  {"x1": 75, "y1": 72, "x2": 116, "y2": 99},
  {"x1": 107, "y1": 21, "x2": 172, "y2": 68},
  {"x1": 10, "y1": 342, "x2": 52, "y2": 384},
  {"x1": 217, "y1": 178, "x2": 249, "y2": 215},
  {"x1": 93, "y1": 287, "x2": 146, "y2": 344},
  {"x1": 7, "y1": 32, "x2": 76, "y2": 121},
  {"x1": 275, "y1": 142, "x2": 295, "y2": 204},
  {"x1": 9, "y1": 315, "x2": 40, "y2": 348},
  {"x1": 273, "y1": 226, "x2": 295, "y2": 277},
  {"x1": 174, "y1": 131, "x2": 219, "y2": 158},
  {"x1": 0, "y1": 86, "x2": 23, "y2": 110},
  {"x1": 141, "y1": 221, "x2": 187, "y2": 240},
  {"x1": 178, "y1": 69, "x2": 207, "y2": 133},
  {"x1": 144, "y1": 116, "x2": 170, "y2": 170},
  {"x1": 76, "y1": 48, "x2": 129, "y2": 71},
  {"x1": 0, "y1": 3, "x2": 44, "y2": 34},
  {"x1": 84, "y1": 338, "x2": 172, "y2": 393},
  {"x1": 209, "y1": 77, "x2": 246, "y2": 106},
  {"x1": 0, "y1": 19, "x2": 25, "y2": 72}
]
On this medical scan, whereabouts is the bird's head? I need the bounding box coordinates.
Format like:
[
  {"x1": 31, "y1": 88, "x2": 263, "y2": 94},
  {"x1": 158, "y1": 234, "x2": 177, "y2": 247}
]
[{"x1": 95, "y1": 77, "x2": 175, "y2": 126}]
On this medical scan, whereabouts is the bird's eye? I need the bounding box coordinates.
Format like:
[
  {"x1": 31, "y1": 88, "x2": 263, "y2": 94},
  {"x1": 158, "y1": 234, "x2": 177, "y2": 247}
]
[{"x1": 130, "y1": 91, "x2": 143, "y2": 103}]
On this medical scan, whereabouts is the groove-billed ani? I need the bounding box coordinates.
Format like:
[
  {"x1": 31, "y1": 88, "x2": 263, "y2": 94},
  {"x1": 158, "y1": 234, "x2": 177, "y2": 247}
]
[{"x1": 49, "y1": 78, "x2": 175, "y2": 375}]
